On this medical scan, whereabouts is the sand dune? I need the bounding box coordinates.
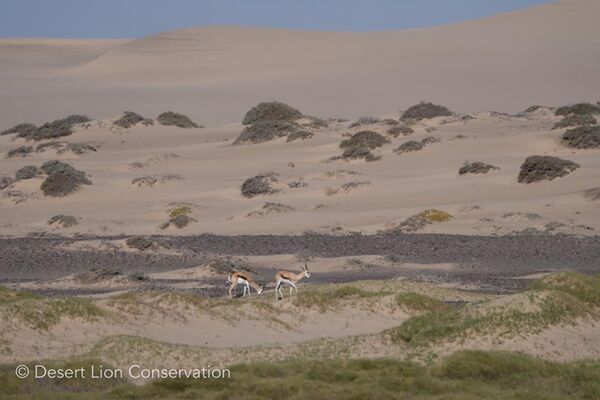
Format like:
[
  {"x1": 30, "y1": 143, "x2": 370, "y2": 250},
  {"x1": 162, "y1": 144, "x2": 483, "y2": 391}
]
[{"x1": 1, "y1": 0, "x2": 600, "y2": 126}]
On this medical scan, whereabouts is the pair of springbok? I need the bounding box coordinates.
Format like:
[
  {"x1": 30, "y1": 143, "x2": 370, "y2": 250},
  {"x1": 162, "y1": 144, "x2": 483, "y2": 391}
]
[{"x1": 226, "y1": 263, "x2": 310, "y2": 299}]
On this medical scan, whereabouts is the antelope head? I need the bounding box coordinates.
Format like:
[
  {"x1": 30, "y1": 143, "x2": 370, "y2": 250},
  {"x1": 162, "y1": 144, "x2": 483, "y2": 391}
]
[{"x1": 302, "y1": 263, "x2": 311, "y2": 278}]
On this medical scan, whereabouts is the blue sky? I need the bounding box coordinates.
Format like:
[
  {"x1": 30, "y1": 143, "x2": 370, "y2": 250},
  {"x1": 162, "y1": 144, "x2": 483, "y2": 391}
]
[{"x1": 1, "y1": 0, "x2": 552, "y2": 38}]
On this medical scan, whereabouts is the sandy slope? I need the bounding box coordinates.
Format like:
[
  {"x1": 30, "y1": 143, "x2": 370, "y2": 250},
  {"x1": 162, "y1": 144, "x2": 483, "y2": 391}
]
[
  {"x1": 0, "y1": 109, "x2": 598, "y2": 237},
  {"x1": 1, "y1": 0, "x2": 600, "y2": 126}
]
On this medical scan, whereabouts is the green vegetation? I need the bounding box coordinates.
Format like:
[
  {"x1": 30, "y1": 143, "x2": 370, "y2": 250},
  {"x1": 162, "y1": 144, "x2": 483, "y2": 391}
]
[
  {"x1": 388, "y1": 272, "x2": 600, "y2": 347},
  {"x1": 293, "y1": 286, "x2": 391, "y2": 312},
  {"x1": 418, "y1": 209, "x2": 453, "y2": 223},
  {"x1": 169, "y1": 206, "x2": 192, "y2": 219},
  {"x1": 2, "y1": 351, "x2": 600, "y2": 399},
  {"x1": 0, "y1": 288, "x2": 106, "y2": 330},
  {"x1": 395, "y1": 292, "x2": 450, "y2": 314}
]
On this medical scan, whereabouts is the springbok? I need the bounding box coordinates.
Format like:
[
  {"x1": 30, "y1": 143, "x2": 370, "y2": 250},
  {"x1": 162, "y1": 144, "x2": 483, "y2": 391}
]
[
  {"x1": 227, "y1": 271, "x2": 264, "y2": 298},
  {"x1": 275, "y1": 263, "x2": 310, "y2": 300}
]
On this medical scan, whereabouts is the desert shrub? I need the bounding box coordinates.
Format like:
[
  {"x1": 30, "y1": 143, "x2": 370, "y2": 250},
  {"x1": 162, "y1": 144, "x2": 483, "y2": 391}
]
[
  {"x1": 15, "y1": 165, "x2": 39, "y2": 180},
  {"x1": 396, "y1": 292, "x2": 450, "y2": 313},
  {"x1": 341, "y1": 146, "x2": 380, "y2": 162},
  {"x1": 242, "y1": 101, "x2": 303, "y2": 125},
  {"x1": 157, "y1": 111, "x2": 200, "y2": 128},
  {"x1": 114, "y1": 111, "x2": 153, "y2": 128},
  {"x1": 169, "y1": 206, "x2": 192, "y2": 219},
  {"x1": 552, "y1": 114, "x2": 596, "y2": 130},
  {"x1": 339, "y1": 131, "x2": 388, "y2": 149},
  {"x1": 241, "y1": 173, "x2": 278, "y2": 198},
  {"x1": 584, "y1": 187, "x2": 600, "y2": 201},
  {"x1": 131, "y1": 174, "x2": 182, "y2": 188},
  {"x1": 235, "y1": 120, "x2": 304, "y2": 144},
  {"x1": 303, "y1": 115, "x2": 328, "y2": 129},
  {"x1": 401, "y1": 102, "x2": 454, "y2": 121},
  {"x1": 522, "y1": 105, "x2": 546, "y2": 113},
  {"x1": 40, "y1": 161, "x2": 92, "y2": 197},
  {"x1": 247, "y1": 202, "x2": 295, "y2": 218},
  {"x1": 326, "y1": 180, "x2": 371, "y2": 196},
  {"x1": 0, "y1": 176, "x2": 15, "y2": 189},
  {"x1": 20, "y1": 115, "x2": 91, "y2": 141},
  {"x1": 40, "y1": 160, "x2": 71, "y2": 175},
  {"x1": 555, "y1": 102, "x2": 600, "y2": 116},
  {"x1": 386, "y1": 125, "x2": 414, "y2": 137},
  {"x1": 58, "y1": 143, "x2": 97, "y2": 155},
  {"x1": 287, "y1": 130, "x2": 314, "y2": 142},
  {"x1": 287, "y1": 178, "x2": 307, "y2": 188},
  {"x1": 47, "y1": 215, "x2": 78, "y2": 228},
  {"x1": 1, "y1": 122, "x2": 36, "y2": 136},
  {"x1": 388, "y1": 209, "x2": 453, "y2": 233},
  {"x1": 395, "y1": 140, "x2": 424, "y2": 154},
  {"x1": 459, "y1": 161, "x2": 499, "y2": 175},
  {"x1": 348, "y1": 116, "x2": 379, "y2": 128},
  {"x1": 6, "y1": 146, "x2": 33, "y2": 158},
  {"x1": 562, "y1": 125, "x2": 600, "y2": 149},
  {"x1": 170, "y1": 214, "x2": 196, "y2": 228},
  {"x1": 126, "y1": 236, "x2": 156, "y2": 251},
  {"x1": 518, "y1": 156, "x2": 580, "y2": 183},
  {"x1": 35, "y1": 141, "x2": 62, "y2": 152}
]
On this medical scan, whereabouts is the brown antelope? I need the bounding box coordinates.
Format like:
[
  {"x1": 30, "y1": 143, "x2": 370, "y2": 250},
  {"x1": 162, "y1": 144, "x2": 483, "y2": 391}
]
[
  {"x1": 275, "y1": 263, "x2": 310, "y2": 300},
  {"x1": 227, "y1": 271, "x2": 264, "y2": 298}
]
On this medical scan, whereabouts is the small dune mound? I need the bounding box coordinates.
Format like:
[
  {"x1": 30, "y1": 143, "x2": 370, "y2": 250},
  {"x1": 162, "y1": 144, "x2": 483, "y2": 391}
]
[
  {"x1": 235, "y1": 120, "x2": 309, "y2": 144},
  {"x1": 1, "y1": 122, "x2": 36, "y2": 136},
  {"x1": 7, "y1": 146, "x2": 34, "y2": 158},
  {"x1": 348, "y1": 116, "x2": 380, "y2": 128},
  {"x1": 386, "y1": 125, "x2": 414, "y2": 137},
  {"x1": 114, "y1": 111, "x2": 153, "y2": 128},
  {"x1": 126, "y1": 236, "x2": 169, "y2": 251},
  {"x1": 459, "y1": 161, "x2": 499, "y2": 175},
  {"x1": 131, "y1": 174, "x2": 183, "y2": 188},
  {"x1": 160, "y1": 214, "x2": 197, "y2": 229},
  {"x1": 518, "y1": 156, "x2": 580, "y2": 184},
  {"x1": 388, "y1": 209, "x2": 453, "y2": 233},
  {"x1": 401, "y1": 102, "x2": 454, "y2": 121},
  {"x1": 552, "y1": 114, "x2": 596, "y2": 130},
  {"x1": 340, "y1": 131, "x2": 389, "y2": 150},
  {"x1": 340, "y1": 146, "x2": 380, "y2": 162},
  {"x1": 40, "y1": 160, "x2": 92, "y2": 197},
  {"x1": 584, "y1": 187, "x2": 600, "y2": 201},
  {"x1": 326, "y1": 180, "x2": 371, "y2": 196},
  {"x1": 241, "y1": 173, "x2": 278, "y2": 198},
  {"x1": 562, "y1": 125, "x2": 600, "y2": 149},
  {"x1": 15, "y1": 165, "x2": 40, "y2": 180},
  {"x1": 247, "y1": 202, "x2": 295, "y2": 218},
  {"x1": 157, "y1": 111, "x2": 201, "y2": 128},
  {"x1": 287, "y1": 130, "x2": 314, "y2": 142},
  {"x1": 0, "y1": 176, "x2": 15, "y2": 190},
  {"x1": 555, "y1": 103, "x2": 600, "y2": 117},
  {"x1": 242, "y1": 101, "x2": 304, "y2": 125},
  {"x1": 169, "y1": 206, "x2": 192, "y2": 219},
  {"x1": 20, "y1": 115, "x2": 91, "y2": 141},
  {"x1": 522, "y1": 105, "x2": 549, "y2": 114},
  {"x1": 48, "y1": 215, "x2": 78, "y2": 228},
  {"x1": 529, "y1": 272, "x2": 600, "y2": 307},
  {"x1": 395, "y1": 140, "x2": 424, "y2": 154}
]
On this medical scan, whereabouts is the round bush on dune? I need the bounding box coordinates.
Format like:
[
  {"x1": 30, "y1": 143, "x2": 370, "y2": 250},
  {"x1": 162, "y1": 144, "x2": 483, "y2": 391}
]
[
  {"x1": 459, "y1": 161, "x2": 499, "y2": 175},
  {"x1": 7, "y1": 146, "x2": 34, "y2": 158},
  {"x1": 518, "y1": 156, "x2": 580, "y2": 184},
  {"x1": 242, "y1": 102, "x2": 303, "y2": 125},
  {"x1": 555, "y1": 103, "x2": 600, "y2": 117},
  {"x1": 21, "y1": 115, "x2": 91, "y2": 141},
  {"x1": 401, "y1": 102, "x2": 454, "y2": 121},
  {"x1": 157, "y1": 111, "x2": 201, "y2": 128},
  {"x1": 562, "y1": 125, "x2": 600, "y2": 149},
  {"x1": 1, "y1": 123, "x2": 36, "y2": 136},
  {"x1": 552, "y1": 114, "x2": 596, "y2": 130},
  {"x1": 340, "y1": 131, "x2": 389, "y2": 150},
  {"x1": 241, "y1": 173, "x2": 278, "y2": 198},
  {"x1": 48, "y1": 215, "x2": 78, "y2": 228},
  {"x1": 234, "y1": 120, "x2": 305, "y2": 144},
  {"x1": 114, "y1": 111, "x2": 153, "y2": 128},
  {"x1": 15, "y1": 165, "x2": 39, "y2": 180},
  {"x1": 395, "y1": 140, "x2": 424, "y2": 154},
  {"x1": 40, "y1": 160, "x2": 92, "y2": 197}
]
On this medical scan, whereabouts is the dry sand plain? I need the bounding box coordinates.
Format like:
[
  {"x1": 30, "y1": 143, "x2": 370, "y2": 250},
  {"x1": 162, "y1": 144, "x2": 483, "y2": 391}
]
[{"x1": 1, "y1": 0, "x2": 600, "y2": 398}]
